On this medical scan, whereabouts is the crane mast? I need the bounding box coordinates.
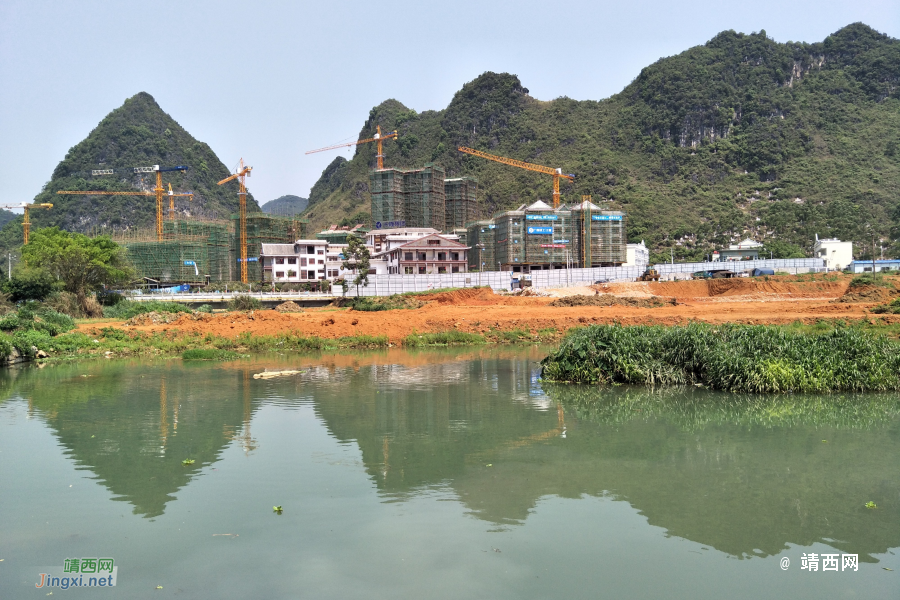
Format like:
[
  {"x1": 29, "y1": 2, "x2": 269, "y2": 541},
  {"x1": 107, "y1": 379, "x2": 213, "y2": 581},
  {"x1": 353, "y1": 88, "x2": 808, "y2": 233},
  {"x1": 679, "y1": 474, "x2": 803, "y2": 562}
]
[{"x1": 218, "y1": 159, "x2": 253, "y2": 283}]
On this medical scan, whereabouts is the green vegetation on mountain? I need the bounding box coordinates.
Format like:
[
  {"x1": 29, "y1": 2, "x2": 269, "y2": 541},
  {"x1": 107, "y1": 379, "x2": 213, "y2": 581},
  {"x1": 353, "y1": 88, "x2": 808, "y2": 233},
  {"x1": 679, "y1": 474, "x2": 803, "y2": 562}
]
[
  {"x1": 261, "y1": 194, "x2": 308, "y2": 216},
  {"x1": 304, "y1": 23, "x2": 900, "y2": 262},
  {"x1": 0, "y1": 92, "x2": 258, "y2": 257}
]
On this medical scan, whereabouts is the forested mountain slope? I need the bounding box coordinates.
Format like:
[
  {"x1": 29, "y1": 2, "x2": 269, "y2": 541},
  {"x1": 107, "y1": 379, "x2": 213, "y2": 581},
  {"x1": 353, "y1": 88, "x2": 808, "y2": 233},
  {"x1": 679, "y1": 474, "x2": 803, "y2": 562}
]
[
  {"x1": 304, "y1": 23, "x2": 899, "y2": 261},
  {"x1": 1, "y1": 92, "x2": 257, "y2": 250},
  {"x1": 261, "y1": 195, "x2": 308, "y2": 216}
]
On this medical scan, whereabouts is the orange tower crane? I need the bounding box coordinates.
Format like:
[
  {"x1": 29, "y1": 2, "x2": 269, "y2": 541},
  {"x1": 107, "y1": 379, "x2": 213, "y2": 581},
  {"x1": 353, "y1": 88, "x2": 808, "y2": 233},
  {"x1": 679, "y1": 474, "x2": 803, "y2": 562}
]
[
  {"x1": 0, "y1": 203, "x2": 52, "y2": 244},
  {"x1": 458, "y1": 147, "x2": 575, "y2": 208},
  {"x1": 306, "y1": 125, "x2": 399, "y2": 169},
  {"x1": 56, "y1": 165, "x2": 192, "y2": 240},
  {"x1": 218, "y1": 159, "x2": 253, "y2": 283}
]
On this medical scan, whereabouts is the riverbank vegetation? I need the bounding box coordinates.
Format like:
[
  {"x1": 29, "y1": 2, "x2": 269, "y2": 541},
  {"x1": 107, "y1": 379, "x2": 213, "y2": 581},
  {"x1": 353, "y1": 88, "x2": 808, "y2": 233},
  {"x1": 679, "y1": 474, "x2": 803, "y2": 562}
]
[{"x1": 540, "y1": 323, "x2": 900, "y2": 393}]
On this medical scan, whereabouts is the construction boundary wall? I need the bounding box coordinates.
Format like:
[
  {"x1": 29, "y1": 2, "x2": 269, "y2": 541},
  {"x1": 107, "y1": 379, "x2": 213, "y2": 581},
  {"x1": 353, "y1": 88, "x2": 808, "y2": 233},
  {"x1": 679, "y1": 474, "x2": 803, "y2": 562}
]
[
  {"x1": 444, "y1": 177, "x2": 477, "y2": 231},
  {"x1": 345, "y1": 258, "x2": 826, "y2": 296},
  {"x1": 231, "y1": 213, "x2": 308, "y2": 282}
]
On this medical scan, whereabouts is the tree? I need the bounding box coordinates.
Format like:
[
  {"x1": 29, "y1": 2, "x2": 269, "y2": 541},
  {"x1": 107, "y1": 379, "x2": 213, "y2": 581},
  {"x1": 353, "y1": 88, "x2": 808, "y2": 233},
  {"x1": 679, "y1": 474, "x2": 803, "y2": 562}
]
[
  {"x1": 341, "y1": 235, "x2": 371, "y2": 296},
  {"x1": 22, "y1": 227, "x2": 133, "y2": 306}
]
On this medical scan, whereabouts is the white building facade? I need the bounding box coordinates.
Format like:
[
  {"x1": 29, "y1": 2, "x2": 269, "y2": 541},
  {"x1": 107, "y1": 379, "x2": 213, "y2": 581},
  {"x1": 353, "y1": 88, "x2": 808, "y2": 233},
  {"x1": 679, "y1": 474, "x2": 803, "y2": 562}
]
[
  {"x1": 813, "y1": 237, "x2": 853, "y2": 271},
  {"x1": 260, "y1": 240, "x2": 328, "y2": 283},
  {"x1": 625, "y1": 241, "x2": 650, "y2": 268}
]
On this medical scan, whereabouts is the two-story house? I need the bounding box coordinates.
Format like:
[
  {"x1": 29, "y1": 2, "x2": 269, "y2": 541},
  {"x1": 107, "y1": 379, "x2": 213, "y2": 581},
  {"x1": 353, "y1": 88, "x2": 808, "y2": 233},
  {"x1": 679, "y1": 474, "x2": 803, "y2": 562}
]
[{"x1": 372, "y1": 233, "x2": 469, "y2": 275}]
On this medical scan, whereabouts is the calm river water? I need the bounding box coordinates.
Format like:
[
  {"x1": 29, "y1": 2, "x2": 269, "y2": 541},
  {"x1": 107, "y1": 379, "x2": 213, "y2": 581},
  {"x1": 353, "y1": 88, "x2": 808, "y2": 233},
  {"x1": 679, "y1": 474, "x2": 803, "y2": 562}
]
[{"x1": 1, "y1": 347, "x2": 898, "y2": 599}]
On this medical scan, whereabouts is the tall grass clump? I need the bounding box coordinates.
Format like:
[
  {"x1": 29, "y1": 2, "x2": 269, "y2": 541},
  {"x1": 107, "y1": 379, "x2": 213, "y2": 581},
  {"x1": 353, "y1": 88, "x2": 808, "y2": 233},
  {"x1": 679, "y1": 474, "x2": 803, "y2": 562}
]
[
  {"x1": 227, "y1": 294, "x2": 263, "y2": 311},
  {"x1": 540, "y1": 323, "x2": 900, "y2": 393},
  {"x1": 404, "y1": 331, "x2": 486, "y2": 347},
  {"x1": 104, "y1": 300, "x2": 193, "y2": 319}
]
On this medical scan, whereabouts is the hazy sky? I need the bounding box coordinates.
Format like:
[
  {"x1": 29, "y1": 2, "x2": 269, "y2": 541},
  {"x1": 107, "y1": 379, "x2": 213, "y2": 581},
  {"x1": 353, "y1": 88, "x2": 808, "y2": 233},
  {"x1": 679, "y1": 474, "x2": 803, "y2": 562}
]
[{"x1": 1, "y1": 0, "x2": 897, "y2": 211}]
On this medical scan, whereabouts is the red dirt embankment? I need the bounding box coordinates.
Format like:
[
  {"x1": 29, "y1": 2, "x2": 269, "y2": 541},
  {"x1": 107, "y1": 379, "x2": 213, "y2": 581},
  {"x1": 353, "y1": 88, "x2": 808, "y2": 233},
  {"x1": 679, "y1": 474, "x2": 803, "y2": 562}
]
[{"x1": 81, "y1": 279, "x2": 900, "y2": 343}]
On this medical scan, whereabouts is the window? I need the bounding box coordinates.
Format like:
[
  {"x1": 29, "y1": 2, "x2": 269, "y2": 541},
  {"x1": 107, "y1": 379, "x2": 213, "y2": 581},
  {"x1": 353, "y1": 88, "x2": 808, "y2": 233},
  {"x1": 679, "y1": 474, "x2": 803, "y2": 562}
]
[
  {"x1": 404, "y1": 252, "x2": 413, "y2": 261},
  {"x1": 276, "y1": 271, "x2": 285, "y2": 278},
  {"x1": 427, "y1": 239, "x2": 440, "y2": 245},
  {"x1": 318, "y1": 259, "x2": 324, "y2": 264},
  {"x1": 287, "y1": 257, "x2": 297, "y2": 265},
  {"x1": 417, "y1": 252, "x2": 426, "y2": 261},
  {"x1": 301, "y1": 257, "x2": 307, "y2": 267},
  {"x1": 287, "y1": 270, "x2": 297, "y2": 278},
  {"x1": 437, "y1": 252, "x2": 446, "y2": 261},
  {"x1": 438, "y1": 266, "x2": 447, "y2": 274},
  {"x1": 317, "y1": 249, "x2": 325, "y2": 255},
  {"x1": 275, "y1": 258, "x2": 285, "y2": 265},
  {"x1": 405, "y1": 266, "x2": 414, "y2": 274},
  {"x1": 307, "y1": 246, "x2": 316, "y2": 254},
  {"x1": 451, "y1": 253, "x2": 459, "y2": 261},
  {"x1": 452, "y1": 266, "x2": 459, "y2": 273},
  {"x1": 418, "y1": 266, "x2": 426, "y2": 274}
]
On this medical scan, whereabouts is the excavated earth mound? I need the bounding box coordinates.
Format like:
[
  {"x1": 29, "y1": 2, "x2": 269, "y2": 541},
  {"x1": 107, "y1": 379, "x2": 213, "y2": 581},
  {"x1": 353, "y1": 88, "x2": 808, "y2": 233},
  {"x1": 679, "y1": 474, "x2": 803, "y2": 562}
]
[
  {"x1": 549, "y1": 294, "x2": 676, "y2": 308},
  {"x1": 836, "y1": 285, "x2": 896, "y2": 303},
  {"x1": 275, "y1": 301, "x2": 304, "y2": 313}
]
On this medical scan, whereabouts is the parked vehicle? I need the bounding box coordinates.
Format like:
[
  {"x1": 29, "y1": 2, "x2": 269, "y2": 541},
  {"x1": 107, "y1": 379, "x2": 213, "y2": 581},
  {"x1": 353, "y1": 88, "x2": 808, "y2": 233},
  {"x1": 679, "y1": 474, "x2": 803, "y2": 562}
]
[{"x1": 749, "y1": 268, "x2": 775, "y2": 277}]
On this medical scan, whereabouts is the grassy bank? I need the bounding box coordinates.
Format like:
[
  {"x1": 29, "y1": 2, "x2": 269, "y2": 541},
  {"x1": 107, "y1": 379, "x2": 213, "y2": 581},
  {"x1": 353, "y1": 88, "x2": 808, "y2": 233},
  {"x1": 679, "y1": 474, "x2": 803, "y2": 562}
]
[{"x1": 540, "y1": 323, "x2": 900, "y2": 393}]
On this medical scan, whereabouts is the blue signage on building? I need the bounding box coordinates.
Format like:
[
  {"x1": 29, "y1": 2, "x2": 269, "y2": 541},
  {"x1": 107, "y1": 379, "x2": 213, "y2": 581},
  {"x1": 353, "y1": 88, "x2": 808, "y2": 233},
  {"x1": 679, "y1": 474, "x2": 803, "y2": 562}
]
[
  {"x1": 591, "y1": 215, "x2": 623, "y2": 221},
  {"x1": 553, "y1": 239, "x2": 570, "y2": 244},
  {"x1": 183, "y1": 260, "x2": 196, "y2": 266},
  {"x1": 525, "y1": 214, "x2": 558, "y2": 221},
  {"x1": 527, "y1": 226, "x2": 553, "y2": 235},
  {"x1": 237, "y1": 257, "x2": 259, "y2": 262},
  {"x1": 375, "y1": 220, "x2": 406, "y2": 229}
]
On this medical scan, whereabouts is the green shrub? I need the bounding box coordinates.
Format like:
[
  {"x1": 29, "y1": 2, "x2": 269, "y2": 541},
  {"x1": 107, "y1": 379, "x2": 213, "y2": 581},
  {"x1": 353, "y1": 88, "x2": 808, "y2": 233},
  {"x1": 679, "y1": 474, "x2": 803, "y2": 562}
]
[
  {"x1": 103, "y1": 300, "x2": 194, "y2": 319},
  {"x1": 0, "y1": 314, "x2": 21, "y2": 331},
  {"x1": 541, "y1": 323, "x2": 900, "y2": 393},
  {"x1": 227, "y1": 294, "x2": 263, "y2": 311},
  {"x1": 870, "y1": 298, "x2": 900, "y2": 314},
  {"x1": 0, "y1": 333, "x2": 13, "y2": 359},
  {"x1": 2, "y1": 267, "x2": 59, "y2": 302},
  {"x1": 196, "y1": 304, "x2": 213, "y2": 313},
  {"x1": 11, "y1": 329, "x2": 53, "y2": 357},
  {"x1": 848, "y1": 274, "x2": 893, "y2": 289}
]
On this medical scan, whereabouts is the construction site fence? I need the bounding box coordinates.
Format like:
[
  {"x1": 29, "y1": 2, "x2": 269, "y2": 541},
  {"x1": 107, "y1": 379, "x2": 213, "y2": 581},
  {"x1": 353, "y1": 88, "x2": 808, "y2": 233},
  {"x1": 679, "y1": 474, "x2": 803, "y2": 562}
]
[
  {"x1": 346, "y1": 258, "x2": 827, "y2": 296},
  {"x1": 653, "y1": 258, "x2": 826, "y2": 275}
]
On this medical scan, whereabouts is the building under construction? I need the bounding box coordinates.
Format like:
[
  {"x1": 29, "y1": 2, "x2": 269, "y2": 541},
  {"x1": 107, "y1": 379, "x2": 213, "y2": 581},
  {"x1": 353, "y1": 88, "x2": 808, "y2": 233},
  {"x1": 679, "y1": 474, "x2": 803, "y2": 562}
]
[
  {"x1": 483, "y1": 200, "x2": 625, "y2": 271},
  {"x1": 115, "y1": 213, "x2": 308, "y2": 285},
  {"x1": 369, "y1": 164, "x2": 446, "y2": 231},
  {"x1": 465, "y1": 220, "x2": 496, "y2": 271},
  {"x1": 116, "y1": 220, "x2": 232, "y2": 284},
  {"x1": 444, "y1": 177, "x2": 477, "y2": 231}
]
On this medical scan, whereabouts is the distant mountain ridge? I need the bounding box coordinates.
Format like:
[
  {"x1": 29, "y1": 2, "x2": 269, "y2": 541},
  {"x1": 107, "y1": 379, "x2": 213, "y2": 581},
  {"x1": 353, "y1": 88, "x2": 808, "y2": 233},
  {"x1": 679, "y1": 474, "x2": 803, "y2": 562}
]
[
  {"x1": 261, "y1": 195, "x2": 308, "y2": 216},
  {"x1": 304, "y1": 23, "x2": 900, "y2": 261}
]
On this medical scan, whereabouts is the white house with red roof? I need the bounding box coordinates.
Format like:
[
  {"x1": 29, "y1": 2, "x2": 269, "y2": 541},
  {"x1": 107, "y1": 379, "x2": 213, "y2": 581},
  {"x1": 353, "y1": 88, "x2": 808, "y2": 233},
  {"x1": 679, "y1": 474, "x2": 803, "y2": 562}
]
[{"x1": 371, "y1": 233, "x2": 469, "y2": 275}]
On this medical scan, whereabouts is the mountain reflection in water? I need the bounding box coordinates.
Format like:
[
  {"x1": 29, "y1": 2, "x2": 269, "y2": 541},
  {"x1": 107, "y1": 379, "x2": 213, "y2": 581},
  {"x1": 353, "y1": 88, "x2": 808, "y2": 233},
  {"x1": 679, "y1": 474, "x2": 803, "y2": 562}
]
[{"x1": 3, "y1": 347, "x2": 898, "y2": 562}]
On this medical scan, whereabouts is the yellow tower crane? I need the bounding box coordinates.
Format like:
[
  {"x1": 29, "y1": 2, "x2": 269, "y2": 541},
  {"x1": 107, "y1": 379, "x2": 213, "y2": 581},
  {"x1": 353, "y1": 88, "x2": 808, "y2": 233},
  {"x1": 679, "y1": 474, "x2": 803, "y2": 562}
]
[
  {"x1": 458, "y1": 147, "x2": 575, "y2": 208},
  {"x1": 218, "y1": 159, "x2": 253, "y2": 283},
  {"x1": 56, "y1": 165, "x2": 192, "y2": 240},
  {"x1": 306, "y1": 125, "x2": 399, "y2": 170},
  {"x1": 0, "y1": 203, "x2": 52, "y2": 244}
]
